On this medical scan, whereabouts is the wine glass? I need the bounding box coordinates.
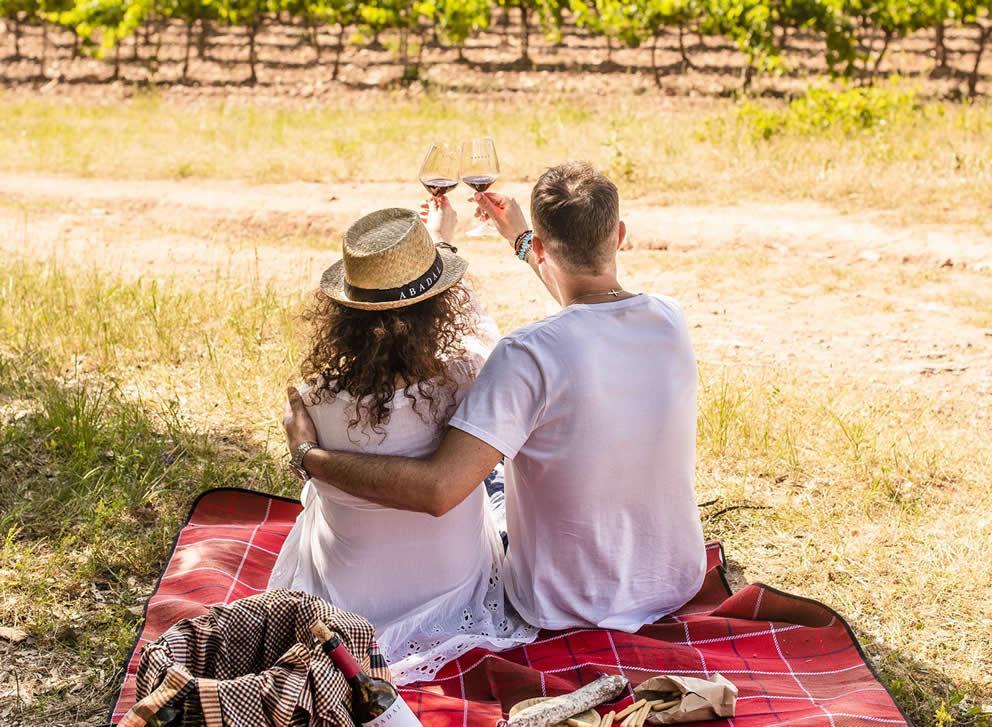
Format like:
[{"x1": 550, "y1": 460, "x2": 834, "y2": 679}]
[
  {"x1": 460, "y1": 137, "x2": 500, "y2": 238},
  {"x1": 419, "y1": 143, "x2": 460, "y2": 200}
]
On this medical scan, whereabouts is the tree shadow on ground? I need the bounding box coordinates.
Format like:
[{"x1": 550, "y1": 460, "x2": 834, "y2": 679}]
[
  {"x1": 0, "y1": 365, "x2": 296, "y2": 726},
  {"x1": 866, "y1": 642, "x2": 990, "y2": 726}
]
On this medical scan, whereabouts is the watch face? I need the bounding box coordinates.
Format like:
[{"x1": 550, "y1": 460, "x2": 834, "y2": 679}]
[{"x1": 289, "y1": 465, "x2": 308, "y2": 481}]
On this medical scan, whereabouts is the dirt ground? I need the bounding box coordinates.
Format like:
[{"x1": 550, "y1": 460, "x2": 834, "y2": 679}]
[{"x1": 2, "y1": 171, "x2": 990, "y2": 411}]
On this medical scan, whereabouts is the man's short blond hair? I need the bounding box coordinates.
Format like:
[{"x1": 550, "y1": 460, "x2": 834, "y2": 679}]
[{"x1": 530, "y1": 162, "x2": 619, "y2": 272}]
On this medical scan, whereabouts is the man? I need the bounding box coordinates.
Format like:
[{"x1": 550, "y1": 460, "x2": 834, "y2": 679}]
[{"x1": 284, "y1": 162, "x2": 706, "y2": 631}]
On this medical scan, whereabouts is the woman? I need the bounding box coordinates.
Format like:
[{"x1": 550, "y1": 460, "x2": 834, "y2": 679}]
[{"x1": 268, "y1": 204, "x2": 535, "y2": 684}]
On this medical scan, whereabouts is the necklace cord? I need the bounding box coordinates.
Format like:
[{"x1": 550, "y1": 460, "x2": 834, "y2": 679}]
[{"x1": 566, "y1": 288, "x2": 628, "y2": 306}]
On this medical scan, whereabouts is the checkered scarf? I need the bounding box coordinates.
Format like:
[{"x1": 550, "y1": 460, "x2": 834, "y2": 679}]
[{"x1": 121, "y1": 589, "x2": 391, "y2": 727}]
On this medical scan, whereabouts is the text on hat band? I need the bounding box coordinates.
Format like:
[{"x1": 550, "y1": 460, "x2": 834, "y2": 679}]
[{"x1": 343, "y1": 252, "x2": 445, "y2": 304}]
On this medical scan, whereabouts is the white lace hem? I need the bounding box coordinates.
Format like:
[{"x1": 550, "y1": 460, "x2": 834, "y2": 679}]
[{"x1": 378, "y1": 555, "x2": 538, "y2": 685}]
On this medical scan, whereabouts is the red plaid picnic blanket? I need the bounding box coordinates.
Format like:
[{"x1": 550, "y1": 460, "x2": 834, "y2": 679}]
[{"x1": 109, "y1": 487, "x2": 908, "y2": 726}]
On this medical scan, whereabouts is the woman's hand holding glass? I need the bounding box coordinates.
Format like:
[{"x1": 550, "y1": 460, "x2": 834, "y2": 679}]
[
  {"x1": 418, "y1": 137, "x2": 502, "y2": 242},
  {"x1": 420, "y1": 195, "x2": 458, "y2": 245}
]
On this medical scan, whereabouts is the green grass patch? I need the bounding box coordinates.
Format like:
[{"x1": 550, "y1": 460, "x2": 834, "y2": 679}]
[
  {"x1": 0, "y1": 363, "x2": 296, "y2": 721},
  {"x1": 734, "y1": 82, "x2": 931, "y2": 139}
]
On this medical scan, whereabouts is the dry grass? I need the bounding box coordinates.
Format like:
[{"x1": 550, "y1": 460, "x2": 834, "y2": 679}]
[{"x1": 1, "y1": 87, "x2": 991, "y2": 228}]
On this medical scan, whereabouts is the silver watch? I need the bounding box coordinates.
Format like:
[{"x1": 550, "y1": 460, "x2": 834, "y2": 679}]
[{"x1": 290, "y1": 441, "x2": 319, "y2": 480}]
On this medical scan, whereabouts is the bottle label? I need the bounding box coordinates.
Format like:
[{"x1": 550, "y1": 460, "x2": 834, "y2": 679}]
[{"x1": 362, "y1": 695, "x2": 422, "y2": 727}]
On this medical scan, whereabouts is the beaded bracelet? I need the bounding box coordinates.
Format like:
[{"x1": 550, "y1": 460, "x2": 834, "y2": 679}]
[
  {"x1": 513, "y1": 233, "x2": 524, "y2": 254},
  {"x1": 515, "y1": 230, "x2": 534, "y2": 261},
  {"x1": 514, "y1": 229, "x2": 532, "y2": 255}
]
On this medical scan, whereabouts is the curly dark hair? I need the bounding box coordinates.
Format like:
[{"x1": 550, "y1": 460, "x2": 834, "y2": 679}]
[{"x1": 300, "y1": 282, "x2": 479, "y2": 436}]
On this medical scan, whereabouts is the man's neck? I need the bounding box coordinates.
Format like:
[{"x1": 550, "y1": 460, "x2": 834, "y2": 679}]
[{"x1": 554, "y1": 271, "x2": 628, "y2": 307}]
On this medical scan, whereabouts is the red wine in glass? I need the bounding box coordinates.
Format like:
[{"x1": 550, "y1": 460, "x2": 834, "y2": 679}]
[
  {"x1": 422, "y1": 177, "x2": 459, "y2": 197},
  {"x1": 419, "y1": 143, "x2": 460, "y2": 199},
  {"x1": 462, "y1": 175, "x2": 497, "y2": 193},
  {"x1": 460, "y1": 138, "x2": 500, "y2": 237}
]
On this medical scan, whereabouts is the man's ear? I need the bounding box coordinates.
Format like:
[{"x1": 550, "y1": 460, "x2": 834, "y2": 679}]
[
  {"x1": 616, "y1": 220, "x2": 627, "y2": 250},
  {"x1": 531, "y1": 235, "x2": 546, "y2": 264}
]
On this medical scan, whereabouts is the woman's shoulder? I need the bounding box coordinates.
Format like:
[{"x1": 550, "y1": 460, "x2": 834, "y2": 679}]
[
  {"x1": 446, "y1": 354, "x2": 483, "y2": 387},
  {"x1": 297, "y1": 379, "x2": 345, "y2": 407}
]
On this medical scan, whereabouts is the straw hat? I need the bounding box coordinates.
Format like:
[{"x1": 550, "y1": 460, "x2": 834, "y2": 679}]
[{"x1": 320, "y1": 208, "x2": 468, "y2": 311}]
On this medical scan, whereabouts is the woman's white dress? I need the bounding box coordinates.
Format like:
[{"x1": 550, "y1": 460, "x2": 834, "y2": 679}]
[{"x1": 268, "y1": 358, "x2": 537, "y2": 684}]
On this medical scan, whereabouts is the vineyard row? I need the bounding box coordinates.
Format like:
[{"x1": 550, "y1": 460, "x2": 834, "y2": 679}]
[{"x1": 2, "y1": 0, "x2": 990, "y2": 94}]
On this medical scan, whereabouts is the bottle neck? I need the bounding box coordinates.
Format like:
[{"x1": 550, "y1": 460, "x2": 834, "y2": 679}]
[{"x1": 325, "y1": 639, "x2": 363, "y2": 681}]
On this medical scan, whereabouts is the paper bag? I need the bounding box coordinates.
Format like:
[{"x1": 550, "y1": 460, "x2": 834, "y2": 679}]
[{"x1": 633, "y1": 673, "x2": 737, "y2": 724}]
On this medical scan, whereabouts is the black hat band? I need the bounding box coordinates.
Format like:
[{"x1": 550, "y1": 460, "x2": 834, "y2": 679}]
[{"x1": 343, "y1": 252, "x2": 445, "y2": 304}]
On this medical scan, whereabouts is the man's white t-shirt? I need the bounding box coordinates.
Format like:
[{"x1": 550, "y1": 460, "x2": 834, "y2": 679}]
[{"x1": 449, "y1": 294, "x2": 706, "y2": 631}]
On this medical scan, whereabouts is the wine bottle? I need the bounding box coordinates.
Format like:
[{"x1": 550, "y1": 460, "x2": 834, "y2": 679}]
[
  {"x1": 146, "y1": 706, "x2": 181, "y2": 727},
  {"x1": 313, "y1": 623, "x2": 422, "y2": 727}
]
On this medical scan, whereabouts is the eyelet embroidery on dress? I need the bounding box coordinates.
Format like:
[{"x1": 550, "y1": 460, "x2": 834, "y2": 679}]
[{"x1": 382, "y1": 557, "x2": 538, "y2": 684}]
